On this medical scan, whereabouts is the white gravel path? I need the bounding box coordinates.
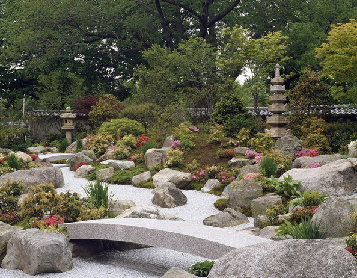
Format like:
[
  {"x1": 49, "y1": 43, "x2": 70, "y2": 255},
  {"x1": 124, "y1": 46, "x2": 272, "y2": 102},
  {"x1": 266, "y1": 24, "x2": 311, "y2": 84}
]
[{"x1": 0, "y1": 166, "x2": 254, "y2": 278}]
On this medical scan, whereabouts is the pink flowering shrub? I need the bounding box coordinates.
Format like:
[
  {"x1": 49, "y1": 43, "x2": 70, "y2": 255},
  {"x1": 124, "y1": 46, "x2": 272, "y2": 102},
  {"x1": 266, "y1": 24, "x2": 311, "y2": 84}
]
[
  {"x1": 307, "y1": 162, "x2": 324, "y2": 168},
  {"x1": 245, "y1": 150, "x2": 262, "y2": 164},
  {"x1": 296, "y1": 149, "x2": 318, "y2": 158},
  {"x1": 215, "y1": 171, "x2": 236, "y2": 184},
  {"x1": 171, "y1": 140, "x2": 181, "y2": 149},
  {"x1": 243, "y1": 173, "x2": 263, "y2": 180},
  {"x1": 75, "y1": 161, "x2": 87, "y2": 171},
  {"x1": 192, "y1": 170, "x2": 205, "y2": 181},
  {"x1": 289, "y1": 206, "x2": 318, "y2": 224},
  {"x1": 108, "y1": 145, "x2": 118, "y2": 150},
  {"x1": 33, "y1": 215, "x2": 64, "y2": 229},
  {"x1": 188, "y1": 125, "x2": 199, "y2": 132}
]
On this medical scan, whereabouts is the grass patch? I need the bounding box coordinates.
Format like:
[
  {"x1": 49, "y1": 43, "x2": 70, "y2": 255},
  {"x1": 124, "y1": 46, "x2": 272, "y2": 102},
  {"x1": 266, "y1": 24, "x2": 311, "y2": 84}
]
[
  {"x1": 135, "y1": 180, "x2": 155, "y2": 189},
  {"x1": 110, "y1": 166, "x2": 147, "y2": 184},
  {"x1": 214, "y1": 198, "x2": 229, "y2": 211}
]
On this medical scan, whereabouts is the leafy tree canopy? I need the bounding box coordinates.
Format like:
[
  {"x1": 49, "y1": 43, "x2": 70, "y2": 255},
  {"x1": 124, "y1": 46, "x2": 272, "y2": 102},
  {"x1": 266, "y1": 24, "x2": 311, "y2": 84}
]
[{"x1": 316, "y1": 19, "x2": 357, "y2": 103}]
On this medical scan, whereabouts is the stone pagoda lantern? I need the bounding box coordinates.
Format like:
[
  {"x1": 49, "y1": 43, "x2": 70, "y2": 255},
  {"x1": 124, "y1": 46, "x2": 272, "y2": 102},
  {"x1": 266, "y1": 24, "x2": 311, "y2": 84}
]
[
  {"x1": 266, "y1": 64, "x2": 289, "y2": 139},
  {"x1": 60, "y1": 107, "x2": 76, "y2": 144}
]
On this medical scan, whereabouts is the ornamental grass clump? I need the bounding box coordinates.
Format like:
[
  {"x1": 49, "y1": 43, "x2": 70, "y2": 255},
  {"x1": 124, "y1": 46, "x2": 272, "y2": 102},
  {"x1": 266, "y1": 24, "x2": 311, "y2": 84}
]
[
  {"x1": 276, "y1": 218, "x2": 327, "y2": 239},
  {"x1": 83, "y1": 179, "x2": 112, "y2": 212}
]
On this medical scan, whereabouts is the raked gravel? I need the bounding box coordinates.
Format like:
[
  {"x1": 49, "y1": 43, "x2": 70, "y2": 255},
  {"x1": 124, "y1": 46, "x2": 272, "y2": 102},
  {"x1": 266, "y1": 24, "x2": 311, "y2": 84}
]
[{"x1": 0, "y1": 166, "x2": 254, "y2": 278}]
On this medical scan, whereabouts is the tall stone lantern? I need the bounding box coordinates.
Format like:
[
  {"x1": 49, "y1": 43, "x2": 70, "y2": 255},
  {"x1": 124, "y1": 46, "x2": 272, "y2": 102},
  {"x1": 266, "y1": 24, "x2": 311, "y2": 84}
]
[
  {"x1": 60, "y1": 107, "x2": 76, "y2": 144},
  {"x1": 266, "y1": 64, "x2": 289, "y2": 139}
]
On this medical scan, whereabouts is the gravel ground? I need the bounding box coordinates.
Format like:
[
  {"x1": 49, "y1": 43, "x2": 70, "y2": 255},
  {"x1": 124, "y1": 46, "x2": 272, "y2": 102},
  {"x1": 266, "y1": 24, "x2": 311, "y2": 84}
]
[{"x1": 0, "y1": 166, "x2": 253, "y2": 278}]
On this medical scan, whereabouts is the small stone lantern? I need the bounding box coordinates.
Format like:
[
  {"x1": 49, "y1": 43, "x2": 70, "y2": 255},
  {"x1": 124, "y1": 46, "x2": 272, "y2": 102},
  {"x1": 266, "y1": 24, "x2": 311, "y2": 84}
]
[
  {"x1": 266, "y1": 64, "x2": 290, "y2": 139},
  {"x1": 60, "y1": 107, "x2": 76, "y2": 144}
]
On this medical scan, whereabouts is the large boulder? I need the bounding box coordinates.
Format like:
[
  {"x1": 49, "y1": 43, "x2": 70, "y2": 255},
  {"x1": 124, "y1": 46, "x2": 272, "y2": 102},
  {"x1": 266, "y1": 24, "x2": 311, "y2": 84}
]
[
  {"x1": 251, "y1": 193, "x2": 282, "y2": 218},
  {"x1": 152, "y1": 187, "x2": 187, "y2": 208},
  {"x1": 0, "y1": 167, "x2": 64, "y2": 190},
  {"x1": 201, "y1": 179, "x2": 221, "y2": 193},
  {"x1": 103, "y1": 160, "x2": 135, "y2": 170},
  {"x1": 1, "y1": 229, "x2": 73, "y2": 275},
  {"x1": 203, "y1": 208, "x2": 249, "y2": 228},
  {"x1": 274, "y1": 134, "x2": 303, "y2": 158},
  {"x1": 281, "y1": 158, "x2": 357, "y2": 195},
  {"x1": 292, "y1": 154, "x2": 342, "y2": 168},
  {"x1": 69, "y1": 151, "x2": 94, "y2": 171},
  {"x1": 119, "y1": 205, "x2": 181, "y2": 220},
  {"x1": 74, "y1": 165, "x2": 96, "y2": 178},
  {"x1": 208, "y1": 239, "x2": 357, "y2": 278},
  {"x1": 27, "y1": 146, "x2": 46, "y2": 153},
  {"x1": 153, "y1": 168, "x2": 192, "y2": 189},
  {"x1": 227, "y1": 178, "x2": 263, "y2": 210},
  {"x1": 311, "y1": 195, "x2": 357, "y2": 238},
  {"x1": 110, "y1": 199, "x2": 136, "y2": 215},
  {"x1": 228, "y1": 158, "x2": 251, "y2": 168},
  {"x1": 0, "y1": 222, "x2": 23, "y2": 257},
  {"x1": 239, "y1": 164, "x2": 260, "y2": 177},
  {"x1": 96, "y1": 167, "x2": 114, "y2": 181},
  {"x1": 144, "y1": 148, "x2": 169, "y2": 170},
  {"x1": 348, "y1": 141, "x2": 357, "y2": 158},
  {"x1": 132, "y1": 171, "x2": 151, "y2": 186}
]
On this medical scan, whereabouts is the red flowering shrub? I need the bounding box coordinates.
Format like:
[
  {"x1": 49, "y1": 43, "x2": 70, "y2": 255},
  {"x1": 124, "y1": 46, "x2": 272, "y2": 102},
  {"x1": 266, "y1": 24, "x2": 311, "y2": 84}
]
[
  {"x1": 31, "y1": 155, "x2": 38, "y2": 160},
  {"x1": 135, "y1": 135, "x2": 149, "y2": 148},
  {"x1": 217, "y1": 148, "x2": 235, "y2": 158},
  {"x1": 75, "y1": 161, "x2": 87, "y2": 171}
]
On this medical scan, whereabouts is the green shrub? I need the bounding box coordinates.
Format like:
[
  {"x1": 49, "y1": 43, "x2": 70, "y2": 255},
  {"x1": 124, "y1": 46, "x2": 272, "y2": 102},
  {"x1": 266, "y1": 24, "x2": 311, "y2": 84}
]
[
  {"x1": 141, "y1": 141, "x2": 158, "y2": 155},
  {"x1": 173, "y1": 122, "x2": 195, "y2": 151},
  {"x1": 276, "y1": 218, "x2": 327, "y2": 239},
  {"x1": 88, "y1": 94, "x2": 124, "y2": 128},
  {"x1": 214, "y1": 198, "x2": 229, "y2": 211},
  {"x1": 76, "y1": 138, "x2": 83, "y2": 151},
  {"x1": 0, "y1": 180, "x2": 25, "y2": 214},
  {"x1": 164, "y1": 149, "x2": 184, "y2": 167},
  {"x1": 236, "y1": 127, "x2": 251, "y2": 147},
  {"x1": 275, "y1": 175, "x2": 301, "y2": 202},
  {"x1": 300, "y1": 190, "x2": 329, "y2": 207},
  {"x1": 210, "y1": 92, "x2": 256, "y2": 138},
  {"x1": 208, "y1": 125, "x2": 228, "y2": 144},
  {"x1": 85, "y1": 132, "x2": 115, "y2": 156},
  {"x1": 249, "y1": 132, "x2": 275, "y2": 153},
  {"x1": 110, "y1": 167, "x2": 146, "y2": 185},
  {"x1": 98, "y1": 118, "x2": 145, "y2": 138},
  {"x1": 58, "y1": 138, "x2": 70, "y2": 153},
  {"x1": 7, "y1": 153, "x2": 21, "y2": 170},
  {"x1": 266, "y1": 204, "x2": 288, "y2": 226},
  {"x1": 260, "y1": 155, "x2": 278, "y2": 177},
  {"x1": 188, "y1": 260, "x2": 215, "y2": 277},
  {"x1": 258, "y1": 177, "x2": 280, "y2": 194},
  {"x1": 114, "y1": 145, "x2": 132, "y2": 160},
  {"x1": 20, "y1": 183, "x2": 61, "y2": 219},
  {"x1": 52, "y1": 191, "x2": 85, "y2": 223},
  {"x1": 135, "y1": 181, "x2": 155, "y2": 189}
]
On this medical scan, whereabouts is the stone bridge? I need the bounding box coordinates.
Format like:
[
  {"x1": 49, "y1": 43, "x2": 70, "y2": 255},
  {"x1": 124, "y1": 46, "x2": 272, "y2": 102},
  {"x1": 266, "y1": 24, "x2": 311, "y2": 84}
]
[
  {"x1": 38, "y1": 153, "x2": 74, "y2": 163},
  {"x1": 64, "y1": 218, "x2": 271, "y2": 260}
]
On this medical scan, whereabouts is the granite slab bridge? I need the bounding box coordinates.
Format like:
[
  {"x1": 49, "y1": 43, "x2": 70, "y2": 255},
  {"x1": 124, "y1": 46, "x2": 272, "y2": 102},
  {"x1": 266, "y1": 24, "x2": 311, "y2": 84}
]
[
  {"x1": 38, "y1": 153, "x2": 74, "y2": 163},
  {"x1": 64, "y1": 218, "x2": 271, "y2": 260}
]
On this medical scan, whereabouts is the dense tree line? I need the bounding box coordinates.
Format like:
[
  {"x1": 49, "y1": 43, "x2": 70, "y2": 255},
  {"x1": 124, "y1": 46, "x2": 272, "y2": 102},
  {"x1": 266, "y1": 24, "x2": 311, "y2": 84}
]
[{"x1": 0, "y1": 0, "x2": 356, "y2": 112}]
